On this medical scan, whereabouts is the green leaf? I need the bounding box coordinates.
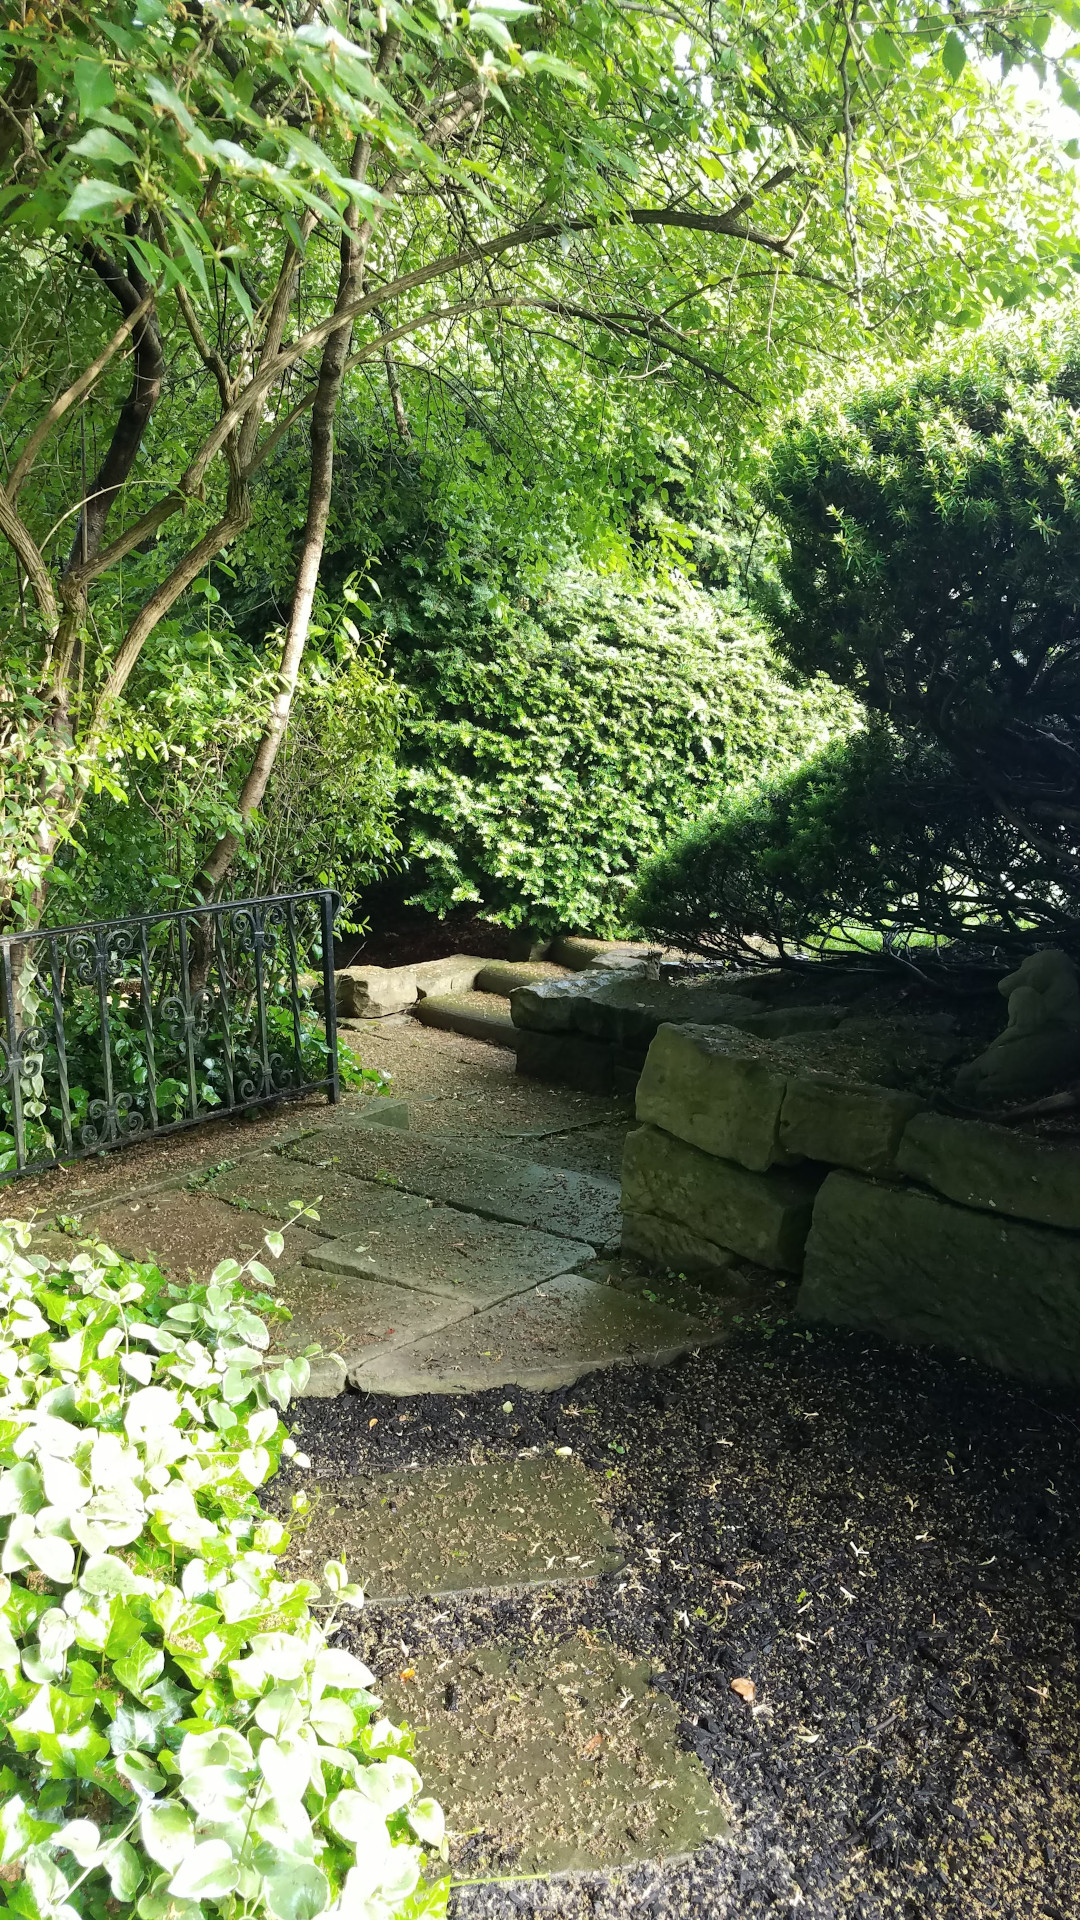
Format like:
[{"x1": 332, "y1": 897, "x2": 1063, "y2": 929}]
[
  {"x1": 168, "y1": 1838, "x2": 239, "y2": 1900},
  {"x1": 262, "y1": 1863, "x2": 330, "y2": 1920},
  {"x1": 74, "y1": 57, "x2": 115, "y2": 116},
  {"x1": 69, "y1": 128, "x2": 139, "y2": 166},
  {"x1": 114, "y1": 1639, "x2": 166, "y2": 1701},
  {"x1": 941, "y1": 31, "x2": 967, "y2": 80},
  {"x1": 61, "y1": 178, "x2": 134, "y2": 223},
  {"x1": 107, "y1": 1839, "x2": 145, "y2": 1901},
  {"x1": 140, "y1": 1800, "x2": 194, "y2": 1871}
]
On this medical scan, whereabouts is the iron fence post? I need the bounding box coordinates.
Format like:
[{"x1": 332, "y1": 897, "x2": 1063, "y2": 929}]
[{"x1": 321, "y1": 888, "x2": 340, "y2": 1105}]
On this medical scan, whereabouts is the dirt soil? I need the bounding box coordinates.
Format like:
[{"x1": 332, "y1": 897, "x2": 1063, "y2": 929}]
[
  {"x1": 284, "y1": 1327, "x2": 1080, "y2": 1920},
  {"x1": 336, "y1": 910, "x2": 542, "y2": 970}
]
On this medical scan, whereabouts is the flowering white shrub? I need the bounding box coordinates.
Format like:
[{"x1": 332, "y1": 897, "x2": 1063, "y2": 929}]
[{"x1": 0, "y1": 1220, "x2": 446, "y2": 1920}]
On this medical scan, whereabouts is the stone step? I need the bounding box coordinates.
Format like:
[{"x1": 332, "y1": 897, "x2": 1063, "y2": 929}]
[
  {"x1": 376, "y1": 1638, "x2": 730, "y2": 1878},
  {"x1": 287, "y1": 1455, "x2": 624, "y2": 1601},
  {"x1": 303, "y1": 1206, "x2": 594, "y2": 1303},
  {"x1": 348, "y1": 1270, "x2": 719, "y2": 1393},
  {"x1": 283, "y1": 1122, "x2": 622, "y2": 1251},
  {"x1": 412, "y1": 989, "x2": 516, "y2": 1048}
]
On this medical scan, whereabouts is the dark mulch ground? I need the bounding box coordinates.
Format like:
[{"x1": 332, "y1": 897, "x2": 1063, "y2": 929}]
[{"x1": 286, "y1": 1324, "x2": 1080, "y2": 1920}]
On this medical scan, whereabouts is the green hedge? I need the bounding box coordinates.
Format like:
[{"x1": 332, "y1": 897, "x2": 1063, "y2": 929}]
[{"x1": 398, "y1": 566, "x2": 854, "y2": 934}]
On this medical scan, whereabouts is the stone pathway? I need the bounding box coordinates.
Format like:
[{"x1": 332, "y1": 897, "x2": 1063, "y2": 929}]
[{"x1": 39, "y1": 1047, "x2": 742, "y2": 1897}]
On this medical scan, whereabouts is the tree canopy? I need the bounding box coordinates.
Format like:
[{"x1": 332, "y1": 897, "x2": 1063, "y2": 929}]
[{"x1": 3, "y1": 0, "x2": 1080, "y2": 923}]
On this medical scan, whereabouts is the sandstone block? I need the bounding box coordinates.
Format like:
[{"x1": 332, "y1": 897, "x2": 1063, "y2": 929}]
[
  {"x1": 620, "y1": 1207, "x2": 735, "y2": 1278},
  {"x1": 473, "y1": 960, "x2": 569, "y2": 995},
  {"x1": 635, "y1": 1023, "x2": 791, "y2": 1171},
  {"x1": 413, "y1": 953, "x2": 487, "y2": 996},
  {"x1": 576, "y1": 979, "x2": 766, "y2": 1048},
  {"x1": 332, "y1": 964, "x2": 417, "y2": 1018},
  {"x1": 515, "y1": 1025, "x2": 615, "y2": 1094},
  {"x1": 509, "y1": 973, "x2": 637, "y2": 1034},
  {"x1": 800, "y1": 1171, "x2": 1080, "y2": 1385},
  {"x1": 897, "y1": 1111, "x2": 1080, "y2": 1231},
  {"x1": 549, "y1": 936, "x2": 653, "y2": 971},
  {"x1": 622, "y1": 1124, "x2": 822, "y2": 1271},
  {"x1": 779, "y1": 1075, "x2": 924, "y2": 1175},
  {"x1": 413, "y1": 991, "x2": 516, "y2": 1048}
]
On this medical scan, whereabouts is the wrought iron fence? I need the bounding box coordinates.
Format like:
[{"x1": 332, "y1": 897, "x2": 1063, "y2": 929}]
[{"x1": 0, "y1": 889, "x2": 339, "y2": 1182}]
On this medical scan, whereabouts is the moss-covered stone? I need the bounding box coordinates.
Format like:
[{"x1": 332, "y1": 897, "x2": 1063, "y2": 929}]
[
  {"x1": 515, "y1": 1026, "x2": 616, "y2": 1095},
  {"x1": 622, "y1": 1124, "x2": 822, "y2": 1271},
  {"x1": 799, "y1": 1170, "x2": 1080, "y2": 1385},
  {"x1": 635, "y1": 1023, "x2": 791, "y2": 1171},
  {"x1": 779, "y1": 1076, "x2": 924, "y2": 1176},
  {"x1": 620, "y1": 1207, "x2": 735, "y2": 1278},
  {"x1": 897, "y1": 1111, "x2": 1080, "y2": 1230}
]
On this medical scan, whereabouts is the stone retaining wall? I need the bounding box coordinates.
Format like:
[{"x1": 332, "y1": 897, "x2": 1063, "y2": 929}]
[{"x1": 620, "y1": 1020, "x2": 1080, "y2": 1386}]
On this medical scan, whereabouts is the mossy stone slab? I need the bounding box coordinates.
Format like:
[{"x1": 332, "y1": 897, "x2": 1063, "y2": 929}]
[
  {"x1": 289, "y1": 1456, "x2": 624, "y2": 1600},
  {"x1": 283, "y1": 1126, "x2": 622, "y2": 1252},
  {"x1": 348, "y1": 1271, "x2": 716, "y2": 1394},
  {"x1": 635, "y1": 1024, "x2": 792, "y2": 1172},
  {"x1": 377, "y1": 1638, "x2": 731, "y2": 1877},
  {"x1": 622, "y1": 1125, "x2": 822, "y2": 1273},
  {"x1": 620, "y1": 1207, "x2": 735, "y2": 1279},
  {"x1": 779, "y1": 1074, "x2": 925, "y2": 1176},
  {"x1": 800, "y1": 1170, "x2": 1080, "y2": 1385},
  {"x1": 267, "y1": 1263, "x2": 471, "y2": 1368},
  {"x1": 207, "y1": 1154, "x2": 433, "y2": 1239},
  {"x1": 897, "y1": 1110, "x2": 1080, "y2": 1230},
  {"x1": 413, "y1": 991, "x2": 516, "y2": 1048},
  {"x1": 303, "y1": 1204, "x2": 593, "y2": 1306}
]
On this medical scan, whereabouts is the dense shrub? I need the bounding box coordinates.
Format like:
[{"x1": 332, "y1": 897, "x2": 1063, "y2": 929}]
[
  {"x1": 636, "y1": 317, "x2": 1080, "y2": 959},
  {"x1": 628, "y1": 728, "x2": 1044, "y2": 961},
  {"x1": 397, "y1": 567, "x2": 853, "y2": 935},
  {"x1": 0, "y1": 1219, "x2": 445, "y2": 1920}
]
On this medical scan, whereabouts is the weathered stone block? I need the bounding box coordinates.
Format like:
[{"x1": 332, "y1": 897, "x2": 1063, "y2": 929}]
[
  {"x1": 620, "y1": 1207, "x2": 735, "y2": 1278},
  {"x1": 577, "y1": 979, "x2": 767, "y2": 1048},
  {"x1": 549, "y1": 935, "x2": 653, "y2": 971},
  {"x1": 514, "y1": 1026, "x2": 615, "y2": 1094},
  {"x1": 897, "y1": 1111, "x2": 1080, "y2": 1231},
  {"x1": 473, "y1": 960, "x2": 569, "y2": 995},
  {"x1": 332, "y1": 964, "x2": 417, "y2": 1018},
  {"x1": 413, "y1": 953, "x2": 487, "y2": 996},
  {"x1": 350, "y1": 1097, "x2": 410, "y2": 1130},
  {"x1": 779, "y1": 1075, "x2": 924, "y2": 1176},
  {"x1": 799, "y1": 1171, "x2": 1080, "y2": 1385},
  {"x1": 635, "y1": 1023, "x2": 792, "y2": 1171},
  {"x1": 622, "y1": 1124, "x2": 822, "y2": 1271},
  {"x1": 510, "y1": 973, "x2": 637, "y2": 1035}
]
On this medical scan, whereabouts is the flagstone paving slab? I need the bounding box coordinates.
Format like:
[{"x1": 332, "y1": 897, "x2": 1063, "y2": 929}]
[
  {"x1": 348, "y1": 1272, "x2": 718, "y2": 1394},
  {"x1": 77, "y1": 1189, "x2": 324, "y2": 1282},
  {"x1": 266, "y1": 1263, "x2": 471, "y2": 1373},
  {"x1": 207, "y1": 1153, "x2": 435, "y2": 1238},
  {"x1": 283, "y1": 1125, "x2": 622, "y2": 1251},
  {"x1": 377, "y1": 1638, "x2": 731, "y2": 1877},
  {"x1": 289, "y1": 1456, "x2": 624, "y2": 1600},
  {"x1": 303, "y1": 1209, "x2": 594, "y2": 1306}
]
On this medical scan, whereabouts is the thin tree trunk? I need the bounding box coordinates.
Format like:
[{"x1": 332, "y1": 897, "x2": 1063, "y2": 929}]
[{"x1": 196, "y1": 31, "x2": 401, "y2": 901}]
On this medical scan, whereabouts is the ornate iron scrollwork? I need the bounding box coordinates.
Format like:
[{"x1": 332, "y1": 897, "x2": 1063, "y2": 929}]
[{"x1": 0, "y1": 890, "x2": 339, "y2": 1180}]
